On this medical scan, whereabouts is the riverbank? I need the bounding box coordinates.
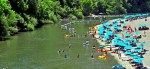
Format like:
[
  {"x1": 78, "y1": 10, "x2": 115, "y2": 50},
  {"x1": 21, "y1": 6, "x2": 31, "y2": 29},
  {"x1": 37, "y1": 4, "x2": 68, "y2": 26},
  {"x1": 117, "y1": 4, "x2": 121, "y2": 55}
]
[{"x1": 94, "y1": 16, "x2": 150, "y2": 69}]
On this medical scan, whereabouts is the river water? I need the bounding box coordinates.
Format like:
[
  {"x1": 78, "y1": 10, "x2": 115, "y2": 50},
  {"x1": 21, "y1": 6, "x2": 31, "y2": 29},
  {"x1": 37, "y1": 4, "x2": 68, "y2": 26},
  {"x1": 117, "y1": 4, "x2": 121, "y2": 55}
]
[{"x1": 0, "y1": 19, "x2": 118, "y2": 69}]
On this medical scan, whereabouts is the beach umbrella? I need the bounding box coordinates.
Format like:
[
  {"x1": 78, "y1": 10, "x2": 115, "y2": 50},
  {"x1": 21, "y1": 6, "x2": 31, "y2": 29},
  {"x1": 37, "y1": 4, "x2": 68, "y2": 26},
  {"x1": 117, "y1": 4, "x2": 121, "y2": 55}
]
[
  {"x1": 136, "y1": 46, "x2": 143, "y2": 49},
  {"x1": 138, "y1": 24, "x2": 143, "y2": 27},
  {"x1": 125, "y1": 33, "x2": 130, "y2": 37},
  {"x1": 134, "y1": 30, "x2": 140, "y2": 35},
  {"x1": 118, "y1": 41, "x2": 127, "y2": 47},
  {"x1": 98, "y1": 29, "x2": 104, "y2": 35},
  {"x1": 135, "y1": 57, "x2": 144, "y2": 61},
  {"x1": 133, "y1": 59, "x2": 142, "y2": 63},
  {"x1": 124, "y1": 51, "x2": 132, "y2": 55},
  {"x1": 107, "y1": 30, "x2": 113, "y2": 35},
  {"x1": 114, "y1": 26, "x2": 121, "y2": 30},
  {"x1": 112, "y1": 64, "x2": 126, "y2": 69},
  {"x1": 141, "y1": 42, "x2": 147, "y2": 46},
  {"x1": 130, "y1": 54, "x2": 140, "y2": 59},
  {"x1": 125, "y1": 45, "x2": 132, "y2": 50},
  {"x1": 123, "y1": 39, "x2": 130, "y2": 45},
  {"x1": 124, "y1": 16, "x2": 130, "y2": 19},
  {"x1": 143, "y1": 24, "x2": 148, "y2": 27},
  {"x1": 122, "y1": 23, "x2": 127, "y2": 27},
  {"x1": 118, "y1": 18, "x2": 122, "y2": 20},
  {"x1": 133, "y1": 58, "x2": 144, "y2": 63},
  {"x1": 104, "y1": 34, "x2": 110, "y2": 39},
  {"x1": 132, "y1": 55, "x2": 140, "y2": 59},
  {"x1": 114, "y1": 34, "x2": 121, "y2": 38},
  {"x1": 134, "y1": 49, "x2": 142, "y2": 53},
  {"x1": 129, "y1": 53, "x2": 137, "y2": 56}
]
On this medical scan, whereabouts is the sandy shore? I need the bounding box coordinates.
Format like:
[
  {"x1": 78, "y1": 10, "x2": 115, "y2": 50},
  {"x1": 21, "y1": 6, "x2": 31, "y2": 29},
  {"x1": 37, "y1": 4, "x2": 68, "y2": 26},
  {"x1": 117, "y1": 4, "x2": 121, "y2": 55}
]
[
  {"x1": 126, "y1": 17, "x2": 150, "y2": 68},
  {"x1": 95, "y1": 17, "x2": 150, "y2": 69}
]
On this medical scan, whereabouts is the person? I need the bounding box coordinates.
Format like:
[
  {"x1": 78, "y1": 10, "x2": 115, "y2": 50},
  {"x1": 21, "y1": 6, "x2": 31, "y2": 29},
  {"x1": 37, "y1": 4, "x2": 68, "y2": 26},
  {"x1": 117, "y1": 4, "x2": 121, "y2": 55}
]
[
  {"x1": 69, "y1": 44, "x2": 72, "y2": 48},
  {"x1": 145, "y1": 19, "x2": 147, "y2": 21},
  {"x1": 62, "y1": 49, "x2": 65, "y2": 53},
  {"x1": 143, "y1": 31, "x2": 146, "y2": 37},
  {"x1": 58, "y1": 49, "x2": 61, "y2": 54},
  {"x1": 64, "y1": 54, "x2": 67, "y2": 58},
  {"x1": 91, "y1": 53, "x2": 94, "y2": 59},
  {"x1": 77, "y1": 53, "x2": 79, "y2": 58},
  {"x1": 118, "y1": 52, "x2": 121, "y2": 59},
  {"x1": 103, "y1": 54, "x2": 107, "y2": 60},
  {"x1": 85, "y1": 34, "x2": 87, "y2": 37},
  {"x1": 92, "y1": 45, "x2": 96, "y2": 49}
]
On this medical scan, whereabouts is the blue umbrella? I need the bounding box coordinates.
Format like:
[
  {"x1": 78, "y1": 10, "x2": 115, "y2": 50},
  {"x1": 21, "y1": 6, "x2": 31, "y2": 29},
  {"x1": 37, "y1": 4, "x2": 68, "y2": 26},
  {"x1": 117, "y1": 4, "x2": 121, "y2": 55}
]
[
  {"x1": 119, "y1": 41, "x2": 127, "y2": 47},
  {"x1": 125, "y1": 45, "x2": 132, "y2": 50},
  {"x1": 107, "y1": 30, "x2": 113, "y2": 35},
  {"x1": 132, "y1": 55, "x2": 140, "y2": 59},
  {"x1": 136, "y1": 46, "x2": 143, "y2": 49},
  {"x1": 118, "y1": 18, "x2": 122, "y2": 20},
  {"x1": 114, "y1": 34, "x2": 121, "y2": 38},
  {"x1": 124, "y1": 51, "x2": 132, "y2": 55},
  {"x1": 133, "y1": 57, "x2": 144, "y2": 63},
  {"x1": 138, "y1": 24, "x2": 143, "y2": 27},
  {"x1": 122, "y1": 23, "x2": 127, "y2": 27},
  {"x1": 114, "y1": 26, "x2": 121, "y2": 30},
  {"x1": 134, "y1": 31, "x2": 140, "y2": 35},
  {"x1": 143, "y1": 24, "x2": 148, "y2": 27},
  {"x1": 98, "y1": 29, "x2": 105, "y2": 35},
  {"x1": 134, "y1": 49, "x2": 142, "y2": 53},
  {"x1": 141, "y1": 42, "x2": 147, "y2": 46},
  {"x1": 125, "y1": 33, "x2": 130, "y2": 37},
  {"x1": 104, "y1": 34, "x2": 110, "y2": 39},
  {"x1": 133, "y1": 59, "x2": 142, "y2": 63},
  {"x1": 130, "y1": 53, "x2": 137, "y2": 56}
]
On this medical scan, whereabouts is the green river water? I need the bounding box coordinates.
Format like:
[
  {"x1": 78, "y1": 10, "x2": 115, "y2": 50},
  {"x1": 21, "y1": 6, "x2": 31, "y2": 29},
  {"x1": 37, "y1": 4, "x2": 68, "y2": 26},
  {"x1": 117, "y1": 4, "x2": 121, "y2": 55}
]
[{"x1": 0, "y1": 19, "x2": 118, "y2": 69}]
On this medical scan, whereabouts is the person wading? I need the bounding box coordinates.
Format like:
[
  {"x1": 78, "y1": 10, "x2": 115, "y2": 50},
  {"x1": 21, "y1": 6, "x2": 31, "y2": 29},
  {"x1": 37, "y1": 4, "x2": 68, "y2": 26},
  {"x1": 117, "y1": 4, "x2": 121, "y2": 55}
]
[{"x1": 77, "y1": 53, "x2": 79, "y2": 58}]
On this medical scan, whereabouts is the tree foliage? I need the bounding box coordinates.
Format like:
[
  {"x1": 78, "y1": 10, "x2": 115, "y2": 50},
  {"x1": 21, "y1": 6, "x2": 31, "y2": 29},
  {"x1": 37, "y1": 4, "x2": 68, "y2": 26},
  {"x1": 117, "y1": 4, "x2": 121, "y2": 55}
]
[{"x1": 0, "y1": 0, "x2": 150, "y2": 39}]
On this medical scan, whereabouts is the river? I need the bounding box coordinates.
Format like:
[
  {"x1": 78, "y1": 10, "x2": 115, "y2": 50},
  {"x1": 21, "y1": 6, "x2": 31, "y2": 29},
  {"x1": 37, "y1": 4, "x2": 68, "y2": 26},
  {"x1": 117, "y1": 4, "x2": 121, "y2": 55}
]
[{"x1": 0, "y1": 19, "x2": 118, "y2": 69}]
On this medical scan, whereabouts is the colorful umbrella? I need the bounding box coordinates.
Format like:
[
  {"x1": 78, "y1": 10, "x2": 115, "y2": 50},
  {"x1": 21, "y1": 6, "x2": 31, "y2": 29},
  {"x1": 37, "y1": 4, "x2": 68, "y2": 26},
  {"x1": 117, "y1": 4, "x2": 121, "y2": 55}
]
[
  {"x1": 124, "y1": 51, "x2": 132, "y2": 55},
  {"x1": 125, "y1": 45, "x2": 132, "y2": 50}
]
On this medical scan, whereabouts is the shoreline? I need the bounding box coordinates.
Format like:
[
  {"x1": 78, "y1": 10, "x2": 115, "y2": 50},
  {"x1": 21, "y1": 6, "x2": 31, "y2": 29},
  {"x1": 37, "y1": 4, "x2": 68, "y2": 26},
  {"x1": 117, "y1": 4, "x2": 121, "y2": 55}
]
[{"x1": 94, "y1": 16, "x2": 150, "y2": 69}]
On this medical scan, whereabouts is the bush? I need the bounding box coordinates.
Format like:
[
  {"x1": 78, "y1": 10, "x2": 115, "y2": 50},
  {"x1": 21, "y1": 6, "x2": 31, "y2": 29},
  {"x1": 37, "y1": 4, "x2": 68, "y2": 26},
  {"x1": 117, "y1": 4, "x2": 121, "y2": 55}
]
[
  {"x1": 8, "y1": 26, "x2": 18, "y2": 35},
  {"x1": 75, "y1": 11, "x2": 84, "y2": 19},
  {"x1": 26, "y1": 23, "x2": 34, "y2": 31},
  {"x1": 68, "y1": 14, "x2": 77, "y2": 20},
  {"x1": 30, "y1": 17, "x2": 38, "y2": 26},
  {"x1": 40, "y1": 19, "x2": 54, "y2": 24}
]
